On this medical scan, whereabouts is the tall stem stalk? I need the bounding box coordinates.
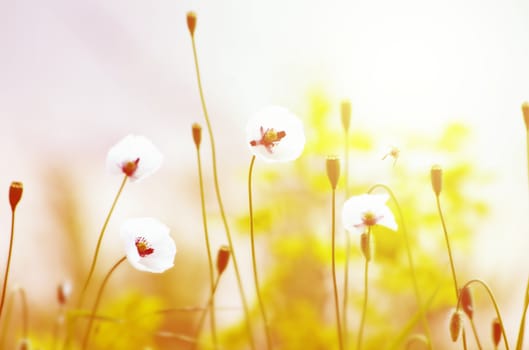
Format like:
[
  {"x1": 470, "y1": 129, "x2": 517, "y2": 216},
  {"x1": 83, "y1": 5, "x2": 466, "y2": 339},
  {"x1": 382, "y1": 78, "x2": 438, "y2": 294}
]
[
  {"x1": 81, "y1": 256, "x2": 126, "y2": 350},
  {"x1": 193, "y1": 275, "x2": 221, "y2": 350},
  {"x1": 0, "y1": 209, "x2": 17, "y2": 320},
  {"x1": 331, "y1": 187, "x2": 344, "y2": 350},
  {"x1": 368, "y1": 184, "x2": 432, "y2": 349},
  {"x1": 190, "y1": 30, "x2": 255, "y2": 350},
  {"x1": 195, "y1": 140, "x2": 218, "y2": 349},
  {"x1": 342, "y1": 131, "x2": 351, "y2": 348},
  {"x1": 248, "y1": 156, "x2": 273, "y2": 350}
]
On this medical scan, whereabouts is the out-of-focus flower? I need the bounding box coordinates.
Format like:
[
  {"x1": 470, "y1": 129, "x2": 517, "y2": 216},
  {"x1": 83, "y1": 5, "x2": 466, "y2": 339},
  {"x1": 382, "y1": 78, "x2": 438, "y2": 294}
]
[
  {"x1": 120, "y1": 218, "x2": 176, "y2": 273},
  {"x1": 106, "y1": 135, "x2": 163, "y2": 182},
  {"x1": 342, "y1": 194, "x2": 397, "y2": 235},
  {"x1": 246, "y1": 106, "x2": 305, "y2": 162}
]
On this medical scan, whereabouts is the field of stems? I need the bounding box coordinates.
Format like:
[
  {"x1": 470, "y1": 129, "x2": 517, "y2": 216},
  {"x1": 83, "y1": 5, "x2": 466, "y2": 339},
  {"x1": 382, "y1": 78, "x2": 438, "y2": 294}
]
[{"x1": 1, "y1": 3, "x2": 529, "y2": 350}]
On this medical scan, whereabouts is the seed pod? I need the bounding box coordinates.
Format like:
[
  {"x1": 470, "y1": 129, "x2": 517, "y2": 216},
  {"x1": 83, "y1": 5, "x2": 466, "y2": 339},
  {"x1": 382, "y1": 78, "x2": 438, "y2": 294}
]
[
  {"x1": 460, "y1": 285, "x2": 474, "y2": 320},
  {"x1": 430, "y1": 165, "x2": 442, "y2": 196},
  {"x1": 9, "y1": 181, "x2": 23, "y2": 212},
  {"x1": 449, "y1": 310, "x2": 462, "y2": 342},
  {"x1": 216, "y1": 245, "x2": 230, "y2": 275},
  {"x1": 491, "y1": 317, "x2": 501, "y2": 348},
  {"x1": 326, "y1": 157, "x2": 340, "y2": 190}
]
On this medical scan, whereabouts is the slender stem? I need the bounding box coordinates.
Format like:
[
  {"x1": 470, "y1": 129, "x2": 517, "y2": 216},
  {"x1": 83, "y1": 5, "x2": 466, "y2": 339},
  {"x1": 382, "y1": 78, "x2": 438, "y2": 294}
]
[
  {"x1": 248, "y1": 155, "x2": 273, "y2": 350},
  {"x1": 331, "y1": 188, "x2": 344, "y2": 350},
  {"x1": 434, "y1": 195, "x2": 459, "y2": 298},
  {"x1": 526, "y1": 132, "x2": 529, "y2": 195},
  {"x1": 193, "y1": 275, "x2": 221, "y2": 350},
  {"x1": 78, "y1": 175, "x2": 128, "y2": 308},
  {"x1": 357, "y1": 228, "x2": 371, "y2": 350},
  {"x1": 368, "y1": 184, "x2": 433, "y2": 349},
  {"x1": 196, "y1": 144, "x2": 218, "y2": 349},
  {"x1": 190, "y1": 34, "x2": 255, "y2": 350},
  {"x1": 0, "y1": 210, "x2": 17, "y2": 320},
  {"x1": 434, "y1": 194, "x2": 471, "y2": 349},
  {"x1": 342, "y1": 130, "x2": 351, "y2": 349},
  {"x1": 17, "y1": 287, "x2": 28, "y2": 340},
  {"x1": 456, "y1": 279, "x2": 510, "y2": 350},
  {"x1": 469, "y1": 318, "x2": 483, "y2": 349},
  {"x1": 81, "y1": 256, "x2": 127, "y2": 350},
  {"x1": 515, "y1": 277, "x2": 529, "y2": 350}
]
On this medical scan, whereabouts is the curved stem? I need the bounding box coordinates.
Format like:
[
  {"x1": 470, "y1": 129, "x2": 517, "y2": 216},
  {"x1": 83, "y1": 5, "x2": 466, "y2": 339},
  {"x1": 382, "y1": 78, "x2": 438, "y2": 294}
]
[
  {"x1": 195, "y1": 145, "x2": 218, "y2": 349},
  {"x1": 357, "y1": 227, "x2": 371, "y2": 350},
  {"x1": 190, "y1": 34, "x2": 255, "y2": 350},
  {"x1": 456, "y1": 279, "x2": 510, "y2": 350},
  {"x1": 248, "y1": 155, "x2": 273, "y2": 350},
  {"x1": 342, "y1": 130, "x2": 350, "y2": 348},
  {"x1": 0, "y1": 210, "x2": 17, "y2": 320},
  {"x1": 331, "y1": 188, "x2": 344, "y2": 350},
  {"x1": 81, "y1": 256, "x2": 126, "y2": 350},
  {"x1": 193, "y1": 275, "x2": 221, "y2": 350},
  {"x1": 78, "y1": 175, "x2": 128, "y2": 308},
  {"x1": 469, "y1": 318, "x2": 483, "y2": 349},
  {"x1": 368, "y1": 184, "x2": 432, "y2": 349}
]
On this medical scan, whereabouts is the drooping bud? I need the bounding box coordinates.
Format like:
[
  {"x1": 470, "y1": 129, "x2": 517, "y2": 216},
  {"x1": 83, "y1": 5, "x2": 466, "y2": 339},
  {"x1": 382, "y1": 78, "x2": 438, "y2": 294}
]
[
  {"x1": 491, "y1": 317, "x2": 501, "y2": 348},
  {"x1": 9, "y1": 181, "x2": 23, "y2": 212},
  {"x1": 430, "y1": 165, "x2": 442, "y2": 196},
  {"x1": 341, "y1": 100, "x2": 351, "y2": 132},
  {"x1": 449, "y1": 310, "x2": 463, "y2": 342},
  {"x1": 216, "y1": 245, "x2": 230, "y2": 275},
  {"x1": 186, "y1": 12, "x2": 197, "y2": 37},
  {"x1": 57, "y1": 281, "x2": 72, "y2": 306},
  {"x1": 192, "y1": 123, "x2": 202, "y2": 149},
  {"x1": 360, "y1": 232, "x2": 371, "y2": 261},
  {"x1": 460, "y1": 285, "x2": 474, "y2": 319},
  {"x1": 522, "y1": 102, "x2": 529, "y2": 131},
  {"x1": 326, "y1": 157, "x2": 340, "y2": 190}
]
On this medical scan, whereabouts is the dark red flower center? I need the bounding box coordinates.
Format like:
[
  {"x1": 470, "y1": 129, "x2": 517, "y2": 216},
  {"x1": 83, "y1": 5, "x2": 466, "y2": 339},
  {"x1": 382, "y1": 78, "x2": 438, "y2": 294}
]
[
  {"x1": 135, "y1": 237, "x2": 154, "y2": 257},
  {"x1": 122, "y1": 158, "x2": 140, "y2": 177}
]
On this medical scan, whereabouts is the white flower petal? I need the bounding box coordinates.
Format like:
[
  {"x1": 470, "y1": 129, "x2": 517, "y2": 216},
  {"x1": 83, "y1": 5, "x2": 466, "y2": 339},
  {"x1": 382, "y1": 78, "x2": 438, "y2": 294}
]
[
  {"x1": 342, "y1": 193, "x2": 397, "y2": 234},
  {"x1": 106, "y1": 135, "x2": 164, "y2": 182},
  {"x1": 120, "y1": 217, "x2": 176, "y2": 273},
  {"x1": 246, "y1": 106, "x2": 305, "y2": 162}
]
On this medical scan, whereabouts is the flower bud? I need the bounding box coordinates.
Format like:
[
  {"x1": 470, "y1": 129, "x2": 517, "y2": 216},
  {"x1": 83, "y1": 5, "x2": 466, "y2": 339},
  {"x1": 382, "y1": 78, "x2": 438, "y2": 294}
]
[
  {"x1": 341, "y1": 100, "x2": 351, "y2": 132},
  {"x1": 491, "y1": 317, "x2": 501, "y2": 347},
  {"x1": 57, "y1": 281, "x2": 72, "y2": 306},
  {"x1": 326, "y1": 157, "x2": 340, "y2": 190},
  {"x1": 449, "y1": 310, "x2": 462, "y2": 342},
  {"x1": 9, "y1": 181, "x2": 23, "y2": 212},
  {"x1": 522, "y1": 102, "x2": 529, "y2": 131},
  {"x1": 460, "y1": 285, "x2": 474, "y2": 320},
  {"x1": 192, "y1": 123, "x2": 202, "y2": 149},
  {"x1": 360, "y1": 232, "x2": 371, "y2": 261},
  {"x1": 430, "y1": 165, "x2": 442, "y2": 196},
  {"x1": 216, "y1": 245, "x2": 230, "y2": 275},
  {"x1": 187, "y1": 12, "x2": 197, "y2": 37}
]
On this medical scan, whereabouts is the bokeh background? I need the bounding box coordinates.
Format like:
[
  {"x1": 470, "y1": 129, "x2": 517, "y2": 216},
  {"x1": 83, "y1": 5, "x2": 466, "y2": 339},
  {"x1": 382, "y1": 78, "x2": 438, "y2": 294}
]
[{"x1": 0, "y1": 0, "x2": 528, "y2": 349}]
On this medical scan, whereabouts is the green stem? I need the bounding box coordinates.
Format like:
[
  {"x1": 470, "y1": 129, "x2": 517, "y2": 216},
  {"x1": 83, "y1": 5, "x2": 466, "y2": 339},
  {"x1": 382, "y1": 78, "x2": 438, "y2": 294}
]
[
  {"x1": 456, "y1": 279, "x2": 510, "y2": 350},
  {"x1": 193, "y1": 275, "x2": 221, "y2": 350},
  {"x1": 81, "y1": 256, "x2": 126, "y2": 350},
  {"x1": 0, "y1": 209, "x2": 17, "y2": 320},
  {"x1": 190, "y1": 34, "x2": 255, "y2": 350},
  {"x1": 248, "y1": 155, "x2": 273, "y2": 350},
  {"x1": 515, "y1": 277, "x2": 529, "y2": 350},
  {"x1": 331, "y1": 188, "x2": 344, "y2": 350},
  {"x1": 195, "y1": 144, "x2": 218, "y2": 349},
  {"x1": 357, "y1": 227, "x2": 370, "y2": 350},
  {"x1": 78, "y1": 175, "x2": 128, "y2": 308},
  {"x1": 342, "y1": 130, "x2": 350, "y2": 348},
  {"x1": 368, "y1": 184, "x2": 432, "y2": 349}
]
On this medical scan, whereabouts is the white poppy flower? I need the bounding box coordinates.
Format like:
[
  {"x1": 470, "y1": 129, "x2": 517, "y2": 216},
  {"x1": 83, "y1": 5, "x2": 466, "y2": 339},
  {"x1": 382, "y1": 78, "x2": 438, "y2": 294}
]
[
  {"x1": 342, "y1": 194, "x2": 398, "y2": 235},
  {"x1": 246, "y1": 106, "x2": 305, "y2": 162},
  {"x1": 120, "y1": 217, "x2": 176, "y2": 273},
  {"x1": 106, "y1": 135, "x2": 163, "y2": 182}
]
